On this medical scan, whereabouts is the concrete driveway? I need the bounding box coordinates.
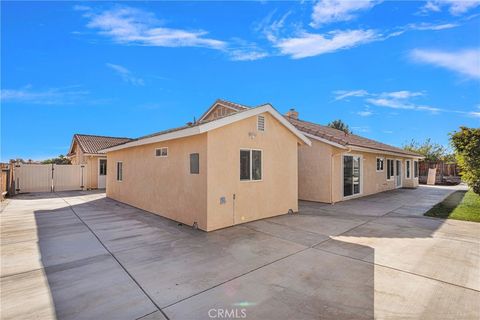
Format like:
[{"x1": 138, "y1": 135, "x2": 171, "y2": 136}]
[{"x1": 1, "y1": 186, "x2": 479, "y2": 320}]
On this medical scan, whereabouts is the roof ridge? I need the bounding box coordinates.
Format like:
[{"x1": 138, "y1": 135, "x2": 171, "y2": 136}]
[{"x1": 74, "y1": 133, "x2": 132, "y2": 140}]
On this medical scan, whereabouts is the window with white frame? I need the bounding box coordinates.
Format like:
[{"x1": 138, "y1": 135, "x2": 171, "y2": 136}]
[
  {"x1": 116, "y1": 162, "x2": 123, "y2": 181},
  {"x1": 406, "y1": 160, "x2": 411, "y2": 179},
  {"x1": 376, "y1": 157, "x2": 384, "y2": 172},
  {"x1": 257, "y1": 115, "x2": 265, "y2": 131},
  {"x1": 386, "y1": 159, "x2": 394, "y2": 180},
  {"x1": 240, "y1": 149, "x2": 262, "y2": 181},
  {"x1": 155, "y1": 147, "x2": 168, "y2": 157},
  {"x1": 414, "y1": 160, "x2": 419, "y2": 178}
]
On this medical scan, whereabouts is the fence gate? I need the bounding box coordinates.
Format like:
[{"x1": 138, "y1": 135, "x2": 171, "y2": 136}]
[
  {"x1": 14, "y1": 164, "x2": 87, "y2": 193},
  {"x1": 14, "y1": 164, "x2": 52, "y2": 193},
  {"x1": 53, "y1": 164, "x2": 86, "y2": 192}
]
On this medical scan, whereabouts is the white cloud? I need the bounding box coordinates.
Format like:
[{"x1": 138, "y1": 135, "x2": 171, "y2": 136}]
[
  {"x1": 357, "y1": 110, "x2": 373, "y2": 117},
  {"x1": 227, "y1": 38, "x2": 269, "y2": 61},
  {"x1": 366, "y1": 97, "x2": 441, "y2": 113},
  {"x1": 310, "y1": 0, "x2": 379, "y2": 27},
  {"x1": 469, "y1": 111, "x2": 480, "y2": 118},
  {"x1": 382, "y1": 91, "x2": 424, "y2": 99},
  {"x1": 275, "y1": 29, "x2": 379, "y2": 59},
  {"x1": 1, "y1": 86, "x2": 88, "y2": 105},
  {"x1": 73, "y1": 5, "x2": 91, "y2": 12},
  {"x1": 406, "y1": 22, "x2": 459, "y2": 31},
  {"x1": 229, "y1": 49, "x2": 269, "y2": 61},
  {"x1": 351, "y1": 126, "x2": 370, "y2": 133},
  {"x1": 421, "y1": 0, "x2": 480, "y2": 15},
  {"x1": 106, "y1": 63, "x2": 145, "y2": 86},
  {"x1": 334, "y1": 89, "x2": 369, "y2": 100},
  {"x1": 410, "y1": 48, "x2": 480, "y2": 79},
  {"x1": 82, "y1": 6, "x2": 226, "y2": 50}
]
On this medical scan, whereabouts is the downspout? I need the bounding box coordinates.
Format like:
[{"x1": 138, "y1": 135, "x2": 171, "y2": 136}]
[{"x1": 330, "y1": 146, "x2": 351, "y2": 204}]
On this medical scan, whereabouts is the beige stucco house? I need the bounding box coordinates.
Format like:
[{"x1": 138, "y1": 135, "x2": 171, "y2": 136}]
[
  {"x1": 101, "y1": 100, "x2": 311, "y2": 231},
  {"x1": 284, "y1": 110, "x2": 423, "y2": 203},
  {"x1": 67, "y1": 134, "x2": 131, "y2": 189}
]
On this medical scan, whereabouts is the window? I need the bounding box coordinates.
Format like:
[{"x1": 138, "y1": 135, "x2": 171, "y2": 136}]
[
  {"x1": 405, "y1": 160, "x2": 411, "y2": 179},
  {"x1": 257, "y1": 115, "x2": 265, "y2": 131},
  {"x1": 376, "y1": 157, "x2": 384, "y2": 172},
  {"x1": 343, "y1": 155, "x2": 361, "y2": 197},
  {"x1": 116, "y1": 162, "x2": 123, "y2": 181},
  {"x1": 387, "y1": 159, "x2": 394, "y2": 180},
  {"x1": 99, "y1": 159, "x2": 107, "y2": 176},
  {"x1": 240, "y1": 149, "x2": 262, "y2": 181},
  {"x1": 414, "y1": 161, "x2": 419, "y2": 178},
  {"x1": 155, "y1": 147, "x2": 168, "y2": 157},
  {"x1": 190, "y1": 153, "x2": 199, "y2": 174}
]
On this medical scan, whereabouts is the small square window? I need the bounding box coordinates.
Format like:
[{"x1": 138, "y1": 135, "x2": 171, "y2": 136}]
[
  {"x1": 155, "y1": 147, "x2": 168, "y2": 157},
  {"x1": 190, "y1": 153, "x2": 199, "y2": 174}
]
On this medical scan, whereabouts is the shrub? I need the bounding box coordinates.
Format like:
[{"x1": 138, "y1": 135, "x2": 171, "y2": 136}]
[{"x1": 450, "y1": 127, "x2": 480, "y2": 194}]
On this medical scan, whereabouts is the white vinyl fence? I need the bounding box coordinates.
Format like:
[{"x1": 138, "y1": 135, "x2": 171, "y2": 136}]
[{"x1": 14, "y1": 163, "x2": 88, "y2": 193}]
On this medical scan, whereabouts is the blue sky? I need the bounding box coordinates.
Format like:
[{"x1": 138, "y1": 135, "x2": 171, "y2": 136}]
[{"x1": 1, "y1": 1, "x2": 479, "y2": 161}]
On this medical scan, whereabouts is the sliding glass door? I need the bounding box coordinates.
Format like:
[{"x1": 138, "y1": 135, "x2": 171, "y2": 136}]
[{"x1": 344, "y1": 155, "x2": 361, "y2": 197}]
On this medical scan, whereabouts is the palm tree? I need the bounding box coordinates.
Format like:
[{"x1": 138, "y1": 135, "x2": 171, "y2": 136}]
[{"x1": 327, "y1": 119, "x2": 351, "y2": 134}]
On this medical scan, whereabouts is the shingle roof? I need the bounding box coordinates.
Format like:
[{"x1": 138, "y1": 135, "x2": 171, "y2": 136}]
[
  {"x1": 286, "y1": 116, "x2": 422, "y2": 157},
  {"x1": 71, "y1": 134, "x2": 132, "y2": 154}
]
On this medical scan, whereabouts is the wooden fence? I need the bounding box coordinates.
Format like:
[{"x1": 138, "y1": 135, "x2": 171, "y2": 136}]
[{"x1": 419, "y1": 161, "x2": 461, "y2": 185}]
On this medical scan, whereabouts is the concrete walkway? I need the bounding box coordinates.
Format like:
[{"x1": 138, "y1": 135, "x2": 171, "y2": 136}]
[{"x1": 1, "y1": 186, "x2": 479, "y2": 319}]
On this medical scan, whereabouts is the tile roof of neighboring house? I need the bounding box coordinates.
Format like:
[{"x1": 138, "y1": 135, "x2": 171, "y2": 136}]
[
  {"x1": 70, "y1": 134, "x2": 132, "y2": 155},
  {"x1": 116, "y1": 102, "x2": 261, "y2": 146},
  {"x1": 286, "y1": 116, "x2": 422, "y2": 157},
  {"x1": 100, "y1": 103, "x2": 312, "y2": 152},
  {"x1": 198, "y1": 98, "x2": 251, "y2": 121},
  {"x1": 107, "y1": 105, "x2": 264, "y2": 148}
]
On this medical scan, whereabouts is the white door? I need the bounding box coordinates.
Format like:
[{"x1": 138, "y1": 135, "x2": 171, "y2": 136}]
[
  {"x1": 395, "y1": 160, "x2": 402, "y2": 188},
  {"x1": 98, "y1": 159, "x2": 107, "y2": 189}
]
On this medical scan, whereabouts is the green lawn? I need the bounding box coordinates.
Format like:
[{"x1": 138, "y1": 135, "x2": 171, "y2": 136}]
[{"x1": 425, "y1": 190, "x2": 480, "y2": 222}]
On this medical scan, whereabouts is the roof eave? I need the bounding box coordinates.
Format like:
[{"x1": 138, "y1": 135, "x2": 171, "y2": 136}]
[
  {"x1": 348, "y1": 145, "x2": 424, "y2": 158},
  {"x1": 100, "y1": 104, "x2": 311, "y2": 152}
]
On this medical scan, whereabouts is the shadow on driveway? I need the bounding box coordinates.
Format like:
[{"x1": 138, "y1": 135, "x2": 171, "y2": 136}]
[{"x1": 1, "y1": 186, "x2": 478, "y2": 319}]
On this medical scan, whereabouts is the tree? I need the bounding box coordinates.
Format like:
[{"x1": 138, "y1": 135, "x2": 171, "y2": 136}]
[
  {"x1": 41, "y1": 155, "x2": 71, "y2": 165},
  {"x1": 402, "y1": 138, "x2": 448, "y2": 161},
  {"x1": 327, "y1": 119, "x2": 351, "y2": 134},
  {"x1": 450, "y1": 127, "x2": 480, "y2": 194}
]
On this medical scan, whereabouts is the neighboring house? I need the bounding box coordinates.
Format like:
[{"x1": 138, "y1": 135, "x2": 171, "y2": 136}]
[
  {"x1": 67, "y1": 134, "x2": 131, "y2": 189},
  {"x1": 101, "y1": 100, "x2": 311, "y2": 231},
  {"x1": 284, "y1": 109, "x2": 423, "y2": 203}
]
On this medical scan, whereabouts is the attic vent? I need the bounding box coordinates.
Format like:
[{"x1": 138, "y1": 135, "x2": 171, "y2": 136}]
[{"x1": 257, "y1": 115, "x2": 265, "y2": 131}]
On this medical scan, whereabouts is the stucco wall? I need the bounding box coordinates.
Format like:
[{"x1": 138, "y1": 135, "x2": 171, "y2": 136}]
[
  {"x1": 297, "y1": 139, "x2": 334, "y2": 203},
  {"x1": 331, "y1": 151, "x2": 420, "y2": 202},
  {"x1": 85, "y1": 156, "x2": 102, "y2": 189},
  {"x1": 206, "y1": 112, "x2": 300, "y2": 231},
  {"x1": 297, "y1": 138, "x2": 420, "y2": 203},
  {"x1": 106, "y1": 134, "x2": 208, "y2": 230},
  {"x1": 69, "y1": 142, "x2": 84, "y2": 165}
]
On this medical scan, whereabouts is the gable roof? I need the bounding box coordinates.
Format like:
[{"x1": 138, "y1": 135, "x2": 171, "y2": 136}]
[
  {"x1": 101, "y1": 104, "x2": 311, "y2": 153},
  {"x1": 198, "y1": 99, "x2": 251, "y2": 121},
  {"x1": 286, "y1": 116, "x2": 423, "y2": 158},
  {"x1": 68, "y1": 134, "x2": 132, "y2": 155}
]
